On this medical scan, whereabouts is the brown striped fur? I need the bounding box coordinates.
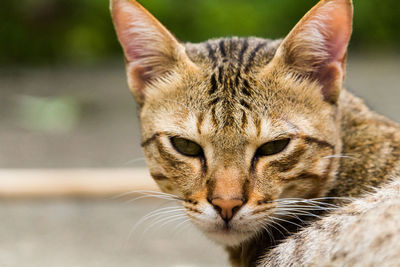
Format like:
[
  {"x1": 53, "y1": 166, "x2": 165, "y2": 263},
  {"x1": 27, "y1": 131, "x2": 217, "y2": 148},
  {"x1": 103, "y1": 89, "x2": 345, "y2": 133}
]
[{"x1": 111, "y1": 0, "x2": 400, "y2": 266}]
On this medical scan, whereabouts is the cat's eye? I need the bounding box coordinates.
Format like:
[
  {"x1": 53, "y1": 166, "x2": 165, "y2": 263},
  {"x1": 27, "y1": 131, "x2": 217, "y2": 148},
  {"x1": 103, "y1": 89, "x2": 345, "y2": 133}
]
[
  {"x1": 256, "y1": 138, "x2": 290, "y2": 157},
  {"x1": 170, "y1": 137, "x2": 203, "y2": 157}
]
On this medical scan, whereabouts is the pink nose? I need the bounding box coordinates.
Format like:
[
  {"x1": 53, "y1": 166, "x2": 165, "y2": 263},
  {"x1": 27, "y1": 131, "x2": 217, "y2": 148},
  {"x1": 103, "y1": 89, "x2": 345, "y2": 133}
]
[{"x1": 211, "y1": 199, "x2": 244, "y2": 222}]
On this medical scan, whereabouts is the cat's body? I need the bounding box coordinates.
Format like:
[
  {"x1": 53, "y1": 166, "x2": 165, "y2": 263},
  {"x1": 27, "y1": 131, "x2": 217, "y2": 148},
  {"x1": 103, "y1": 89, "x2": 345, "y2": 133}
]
[
  {"x1": 110, "y1": 0, "x2": 400, "y2": 266},
  {"x1": 261, "y1": 180, "x2": 400, "y2": 266}
]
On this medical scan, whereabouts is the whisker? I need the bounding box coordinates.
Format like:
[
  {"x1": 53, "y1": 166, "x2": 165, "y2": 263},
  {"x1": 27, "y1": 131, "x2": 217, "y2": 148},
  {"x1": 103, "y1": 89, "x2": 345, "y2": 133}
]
[
  {"x1": 276, "y1": 210, "x2": 323, "y2": 220},
  {"x1": 275, "y1": 198, "x2": 340, "y2": 208},
  {"x1": 130, "y1": 206, "x2": 185, "y2": 233},
  {"x1": 271, "y1": 196, "x2": 353, "y2": 209},
  {"x1": 125, "y1": 205, "x2": 185, "y2": 246},
  {"x1": 172, "y1": 218, "x2": 192, "y2": 234},
  {"x1": 266, "y1": 219, "x2": 291, "y2": 240},
  {"x1": 275, "y1": 196, "x2": 354, "y2": 202},
  {"x1": 309, "y1": 196, "x2": 354, "y2": 202},
  {"x1": 277, "y1": 205, "x2": 336, "y2": 211},
  {"x1": 122, "y1": 157, "x2": 146, "y2": 166},
  {"x1": 273, "y1": 197, "x2": 341, "y2": 206},
  {"x1": 111, "y1": 190, "x2": 183, "y2": 201},
  {"x1": 156, "y1": 214, "x2": 188, "y2": 230},
  {"x1": 143, "y1": 214, "x2": 187, "y2": 235},
  {"x1": 123, "y1": 194, "x2": 180, "y2": 204},
  {"x1": 171, "y1": 219, "x2": 193, "y2": 238},
  {"x1": 323, "y1": 154, "x2": 358, "y2": 160},
  {"x1": 260, "y1": 222, "x2": 275, "y2": 244},
  {"x1": 298, "y1": 201, "x2": 339, "y2": 208},
  {"x1": 263, "y1": 219, "x2": 286, "y2": 237},
  {"x1": 270, "y1": 219, "x2": 291, "y2": 234},
  {"x1": 125, "y1": 190, "x2": 178, "y2": 198},
  {"x1": 139, "y1": 208, "x2": 186, "y2": 225},
  {"x1": 271, "y1": 216, "x2": 303, "y2": 229},
  {"x1": 277, "y1": 201, "x2": 338, "y2": 209},
  {"x1": 275, "y1": 211, "x2": 307, "y2": 223},
  {"x1": 135, "y1": 190, "x2": 176, "y2": 196}
]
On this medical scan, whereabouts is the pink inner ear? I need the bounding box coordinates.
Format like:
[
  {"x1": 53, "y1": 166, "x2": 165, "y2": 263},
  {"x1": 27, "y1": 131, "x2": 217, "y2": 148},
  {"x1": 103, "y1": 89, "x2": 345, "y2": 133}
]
[
  {"x1": 280, "y1": 0, "x2": 353, "y2": 74},
  {"x1": 111, "y1": 0, "x2": 176, "y2": 63},
  {"x1": 112, "y1": 3, "x2": 154, "y2": 62},
  {"x1": 114, "y1": 8, "x2": 135, "y2": 61},
  {"x1": 325, "y1": 6, "x2": 352, "y2": 66},
  {"x1": 313, "y1": 1, "x2": 352, "y2": 102},
  {"x1": 111, "y1": 0, "x2": 188, "y2": 103}
]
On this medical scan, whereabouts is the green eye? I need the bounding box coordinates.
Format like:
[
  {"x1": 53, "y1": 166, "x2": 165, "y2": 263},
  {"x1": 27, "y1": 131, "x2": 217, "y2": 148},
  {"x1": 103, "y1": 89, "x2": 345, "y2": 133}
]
[
  {"x1": 256, "y1": 138, "x2": 290, "y2": 157},
  {"x1": 170, "y1": 137, "x2": 203, "y2": 157}
]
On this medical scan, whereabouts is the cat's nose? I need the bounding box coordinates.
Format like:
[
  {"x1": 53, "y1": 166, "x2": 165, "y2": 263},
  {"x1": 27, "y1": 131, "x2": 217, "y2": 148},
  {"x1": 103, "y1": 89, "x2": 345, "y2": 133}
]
[{"x1": 211, "y1": 198, "x2": 243, "y2": 222}]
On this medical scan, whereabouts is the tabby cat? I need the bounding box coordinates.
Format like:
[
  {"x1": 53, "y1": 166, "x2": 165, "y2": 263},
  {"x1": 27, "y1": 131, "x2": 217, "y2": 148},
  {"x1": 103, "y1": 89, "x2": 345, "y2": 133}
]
[{"x1": 110, "y1": 0, "x2": 400, "y2": 266}]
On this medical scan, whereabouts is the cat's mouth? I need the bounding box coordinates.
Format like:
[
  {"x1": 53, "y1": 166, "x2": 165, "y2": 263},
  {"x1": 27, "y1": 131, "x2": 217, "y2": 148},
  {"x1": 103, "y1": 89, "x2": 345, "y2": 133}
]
[
  {"x1": 204, "y1": 226, "x2": 255, "y2": 246},
  {"x1": 210, "y1": 222, "x2": 236, "y2": 233},
  {"x1": 209, "y1": 225, "x2": 254, "y2": 235},
  {"x1": 195, "y1": 215, "x2": 261, "y2": 246},
  {"x1": 186, "y1": 202, "x2": 275, "y2": 246}
]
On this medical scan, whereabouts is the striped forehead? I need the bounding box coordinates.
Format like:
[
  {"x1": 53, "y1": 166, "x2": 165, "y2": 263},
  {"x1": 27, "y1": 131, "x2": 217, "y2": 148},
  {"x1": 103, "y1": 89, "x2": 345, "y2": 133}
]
[
  {"x1": 196, "y1": 37, "x2": 278, "y2": 71},
  {"x1": 186, "y1": 37, "x2": 279, "y2": 96},
  {"x1": 197, "y1": 107, "x2": 295, "y2": 141},
  {"x1": 189, "y1": 38, "x2": 276, "y2": 133},
  {"x1": 198, "y1": 110, "x2": 264, "y2": 148},
  {"x1": 148, "y1": 38, "x2": 282, "y2": 140}
]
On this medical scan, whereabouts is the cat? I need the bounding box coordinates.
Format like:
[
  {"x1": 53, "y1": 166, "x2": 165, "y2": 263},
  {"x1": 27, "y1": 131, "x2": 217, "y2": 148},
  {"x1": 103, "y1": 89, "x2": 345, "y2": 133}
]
[{"x1": 110, "y1": 0, "x2": 400, "y2": 266}]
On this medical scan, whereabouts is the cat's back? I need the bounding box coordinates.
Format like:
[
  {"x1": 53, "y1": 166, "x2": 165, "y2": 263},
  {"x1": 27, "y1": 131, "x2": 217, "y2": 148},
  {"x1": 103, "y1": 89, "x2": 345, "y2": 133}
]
[{"x1": 260, "y1": 180, "x2": 400, "y2": 266}]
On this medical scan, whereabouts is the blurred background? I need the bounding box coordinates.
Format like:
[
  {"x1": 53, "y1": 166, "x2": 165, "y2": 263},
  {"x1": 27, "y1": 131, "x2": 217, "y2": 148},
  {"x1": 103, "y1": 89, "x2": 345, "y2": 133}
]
[{"x1": 0, "y1": 0, "x2": 399, "y2": 266}]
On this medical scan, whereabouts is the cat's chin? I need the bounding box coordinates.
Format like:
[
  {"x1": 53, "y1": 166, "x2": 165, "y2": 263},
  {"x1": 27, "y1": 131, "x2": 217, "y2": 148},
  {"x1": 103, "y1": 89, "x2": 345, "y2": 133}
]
[{"x1": 204, "y1": 229, "x2": 254, "y2": 247}]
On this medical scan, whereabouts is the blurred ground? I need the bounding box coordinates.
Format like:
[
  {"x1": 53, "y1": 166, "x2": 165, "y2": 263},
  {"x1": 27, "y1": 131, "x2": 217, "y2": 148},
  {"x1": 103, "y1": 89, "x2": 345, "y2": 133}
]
[
  {"x1": 0, "y1": 198, "x2": 227, "y2": 267},
  {"x1": 0, "y1": 54, "x2": 399, "y2": 266}
]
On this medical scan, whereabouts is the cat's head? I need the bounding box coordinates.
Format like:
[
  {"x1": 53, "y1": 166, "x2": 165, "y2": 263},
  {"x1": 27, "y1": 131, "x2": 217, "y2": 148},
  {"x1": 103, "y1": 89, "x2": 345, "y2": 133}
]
[{"x1": 111, "y1": 0, "x2": 352, "y2": 246}]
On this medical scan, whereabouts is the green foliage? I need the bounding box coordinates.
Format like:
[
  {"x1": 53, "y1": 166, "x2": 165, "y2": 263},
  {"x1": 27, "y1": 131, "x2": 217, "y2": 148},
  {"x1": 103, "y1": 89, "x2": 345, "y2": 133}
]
[{"x1": 1, "y1": 0, "x2": 399, "y2": 65}]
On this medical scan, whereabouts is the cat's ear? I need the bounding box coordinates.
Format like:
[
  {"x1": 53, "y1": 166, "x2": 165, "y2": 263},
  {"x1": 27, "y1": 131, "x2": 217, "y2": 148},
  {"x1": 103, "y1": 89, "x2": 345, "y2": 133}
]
[
  {"x1": 110, "y1": 0, "x2": 196, "y2": 103},
  {"x1": 269, "y1": 0, "x2": 353, "y2": 103}
]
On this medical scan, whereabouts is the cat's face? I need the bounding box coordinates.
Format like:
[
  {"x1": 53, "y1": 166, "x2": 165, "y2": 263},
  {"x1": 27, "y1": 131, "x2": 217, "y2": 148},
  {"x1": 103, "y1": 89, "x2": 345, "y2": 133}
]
[{"x1": 111, "y1": 0, "x2": 352, "y2": 245}]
